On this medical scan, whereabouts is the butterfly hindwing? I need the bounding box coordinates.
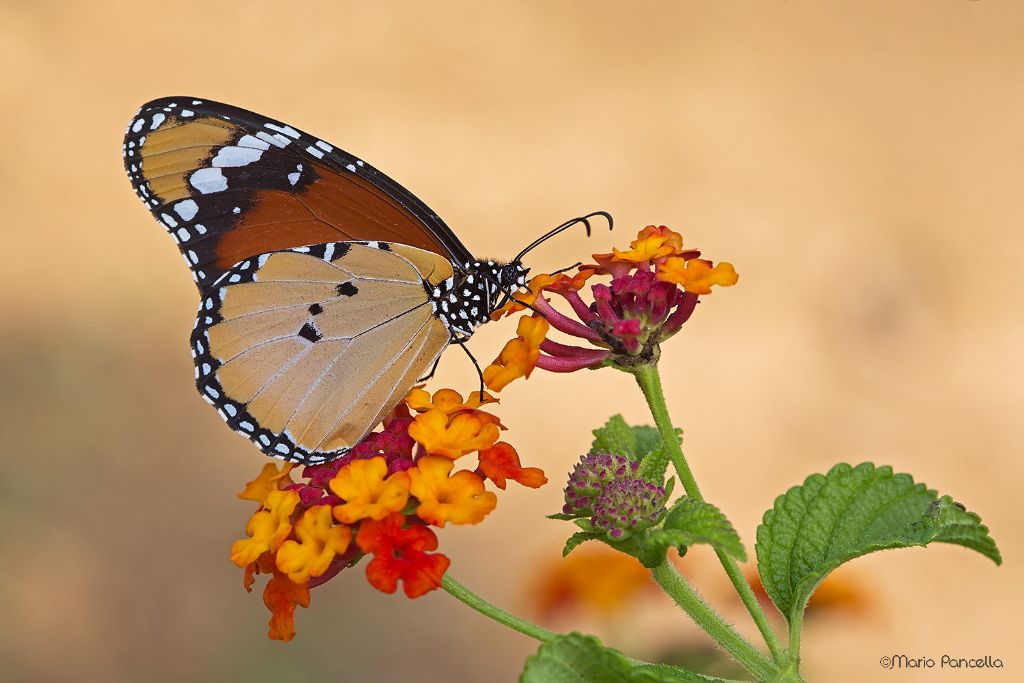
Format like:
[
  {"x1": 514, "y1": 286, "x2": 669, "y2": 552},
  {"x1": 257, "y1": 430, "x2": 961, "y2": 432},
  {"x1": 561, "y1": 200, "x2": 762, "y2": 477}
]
[
  {"x1": 123, "y1": 97, "x2": 472, "y2": 291},
  {"x1": 192, "y1": 240, "x2": 454, "y2": 463}
]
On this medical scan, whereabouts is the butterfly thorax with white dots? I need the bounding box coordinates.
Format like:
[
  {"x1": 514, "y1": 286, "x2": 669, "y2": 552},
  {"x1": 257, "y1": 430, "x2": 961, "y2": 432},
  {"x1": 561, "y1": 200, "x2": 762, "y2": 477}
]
[{"x1": 430, "y1": 260, "x2": 529, "y2": 340}]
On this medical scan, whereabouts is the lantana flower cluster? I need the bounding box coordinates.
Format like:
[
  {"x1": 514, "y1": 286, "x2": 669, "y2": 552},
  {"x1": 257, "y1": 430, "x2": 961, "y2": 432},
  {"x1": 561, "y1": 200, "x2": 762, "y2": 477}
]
[
  {"x1": 483, "y1": 225, "x2": 738, "y2": 390},
  {"x1": 230, "y1": 387, "x2": 546, "y2": 641}
]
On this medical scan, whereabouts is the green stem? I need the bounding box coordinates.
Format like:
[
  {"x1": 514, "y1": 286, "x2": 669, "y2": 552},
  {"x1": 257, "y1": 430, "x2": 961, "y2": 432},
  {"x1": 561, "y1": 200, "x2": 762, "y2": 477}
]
[
  {"x1": 652, "y1": 562, "x2": 777, "y2": 681},
  {"x1": 441, "y1": 574, "x2": 556, "y2": 643},
  {"x1": 788, "y1": 607, "x2": 804, "y2": 667},
  {"x1": 444, "y1": 574, "x2": 758, "y2": 679},
  {"x1": 630, "y1": 363, "x2": 786, "y2": 665}
]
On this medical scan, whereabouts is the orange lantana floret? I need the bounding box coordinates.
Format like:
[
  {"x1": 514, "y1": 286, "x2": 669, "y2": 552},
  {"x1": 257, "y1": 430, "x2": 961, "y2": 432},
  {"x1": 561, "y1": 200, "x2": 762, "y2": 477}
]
[
  {"x1": 263, "y1": 571, "x2": 310, "y2": 642},
  {"x1": 610, "y1": 225, "x2": 685, "y2": 263},
  {"x1": 656, "y1": 257, "x2": 739, "y2": 294},
  {"x1": 478, "y1": 441, "x2": 548, "y2": 490},
  {"x1": 408, "y1": 409, "x2": 501, "y2": 459},
  {"x1": 230, "y1": 489, "x2": 301, "y2": 567},
  {"x1": 276, "y1": 505, "x2": 353, "y2": 583},
  {"x1": 408, "y1": 456, "x2": 498, "y2": 526},
  {"x1": 238, "y1": 462, "x2": 295, "y2": 503},
  {"x1": 405, "y1": 387, "x2": 498, "y2": 414},
  {"x1": 330, "y1": 457, "x2": 411, "y2": 524},
  {"x1": 482, "y1": 314, "x2": 550, "y2": 391}
]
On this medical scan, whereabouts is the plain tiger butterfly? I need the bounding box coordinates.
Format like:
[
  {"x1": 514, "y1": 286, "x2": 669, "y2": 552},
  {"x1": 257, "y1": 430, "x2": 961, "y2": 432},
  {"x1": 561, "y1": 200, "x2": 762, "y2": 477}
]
[{"x1": 123, "y1": 96, "x2": 609, "y2": 464}]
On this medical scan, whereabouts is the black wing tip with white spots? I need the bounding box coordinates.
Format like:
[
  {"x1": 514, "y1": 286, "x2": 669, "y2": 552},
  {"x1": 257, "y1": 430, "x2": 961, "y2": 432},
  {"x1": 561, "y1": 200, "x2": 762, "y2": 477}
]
[{"x1": 122, "y1": 96, "x2": 472, "y2": 269}]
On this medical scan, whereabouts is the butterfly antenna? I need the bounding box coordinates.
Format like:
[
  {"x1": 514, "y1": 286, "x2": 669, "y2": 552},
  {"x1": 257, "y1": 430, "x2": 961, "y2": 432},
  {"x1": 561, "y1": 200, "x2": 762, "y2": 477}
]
[{"x1": 514, "y1": 211, "x2": 613, "y2": 263}]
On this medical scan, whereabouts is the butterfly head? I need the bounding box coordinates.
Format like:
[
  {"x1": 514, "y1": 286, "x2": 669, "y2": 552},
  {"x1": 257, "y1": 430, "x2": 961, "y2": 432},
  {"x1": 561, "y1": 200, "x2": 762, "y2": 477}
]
[{"x1": 498, "y1": 261, "x2": 530, "y2": 289}]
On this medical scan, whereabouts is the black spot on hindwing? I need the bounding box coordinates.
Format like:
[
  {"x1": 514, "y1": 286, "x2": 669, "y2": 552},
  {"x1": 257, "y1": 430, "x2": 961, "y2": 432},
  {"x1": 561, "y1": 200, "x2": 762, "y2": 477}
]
[{"x1": 297, "y1": 322, "x2": 322, "y2": 342}]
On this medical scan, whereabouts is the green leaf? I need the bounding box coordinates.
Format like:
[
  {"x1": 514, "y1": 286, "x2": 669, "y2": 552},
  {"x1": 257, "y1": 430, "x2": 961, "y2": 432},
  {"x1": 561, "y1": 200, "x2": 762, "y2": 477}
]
[
  {"x1": 637, "y1": 498, "x2": 746, "y2": 568},
  {"x1": 756, "y1": 462, "x2": 1002, "y2": 622},
  {"x1": 520, "y1": 633, "x2": 732, "y2": 683},
  {"x1": 633, "y1": 425, "x2": 663, "y2": 459},
  {"x1": 592, "y1": 416, "x2": 679, "y2": 485},
  {"x1": 637, "y1": 427, "x2": 680, "y2": 485},
  {"x1": 591, "y1": 415, "x2": 638, "y2": 457},
  {"x1": 563, "y1": 532, "x2": 599, "y2": 557}
]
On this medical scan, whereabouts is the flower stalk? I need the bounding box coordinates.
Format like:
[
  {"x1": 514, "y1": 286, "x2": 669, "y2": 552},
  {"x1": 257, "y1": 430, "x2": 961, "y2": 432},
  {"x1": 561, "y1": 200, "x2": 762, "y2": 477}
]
[
  {"x1": 442, "y1": 574, "x2": 557, "y2": 643},
  {"x1": 630, "y1": 363, "x2": 786, "y2": 665},
  {"x1": 651, "y1": 561, "x2": 777, "y2": 681}
]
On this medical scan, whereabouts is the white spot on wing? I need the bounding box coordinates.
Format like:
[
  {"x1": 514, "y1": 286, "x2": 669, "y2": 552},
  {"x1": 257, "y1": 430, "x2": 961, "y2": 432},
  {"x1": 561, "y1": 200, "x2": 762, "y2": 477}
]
[
  {"x1": 287, "y1": 163, "x2": 303, "y2": 186},
  {"x1": 305, "y1": 145, "x2": 324, "y2": 159},
  {"x1": 238, "y1": 134, "x2": 271, "y2": 151},
  {"x1": 150, "y1": 113, "x2": 166, "y2": 130},
  {"x1": 315, "y1": 140, "x2": 333, "y2": 152},
  {"x1": 255, "y1": 131, "x2": 288, "y2": 148},
  {"x1": 161, "y1": 213, "x2": 178, "y2": 228},
  {"x1": 190, "y1": 168, "x2": 228, "y2": 194},
  {"x1": 266, "y1": 122, "x2": 300, "y2": 139},
  {"x1": 131, "y1": 118, "x2": 144, "y2": 133},
  {"x1": 212, "y1": 146, "x2": 263, "y2": 167},
  {"x1": 173, "y1": 199, "x2": 199, "y2": 221}
]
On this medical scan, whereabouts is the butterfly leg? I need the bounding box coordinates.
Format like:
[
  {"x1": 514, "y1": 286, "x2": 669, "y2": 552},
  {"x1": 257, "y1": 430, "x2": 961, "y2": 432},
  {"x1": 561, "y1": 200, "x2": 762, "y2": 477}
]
[
  {"x1": 455, "y1": 340, "x2": 486, "y2": 401},
  {"x1": 417, "y1": 354, "x2": 443, "y2": 383}
]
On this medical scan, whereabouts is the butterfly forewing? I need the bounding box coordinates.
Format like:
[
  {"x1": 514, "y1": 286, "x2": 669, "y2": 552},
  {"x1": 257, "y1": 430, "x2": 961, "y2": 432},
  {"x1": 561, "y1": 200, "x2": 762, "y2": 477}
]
[
  {"x1": 193, "y1": 241, "x2": 454, "y2": 463},
  {"x1": 123, "y1": 97, "x2": 471, "y2": 290}
]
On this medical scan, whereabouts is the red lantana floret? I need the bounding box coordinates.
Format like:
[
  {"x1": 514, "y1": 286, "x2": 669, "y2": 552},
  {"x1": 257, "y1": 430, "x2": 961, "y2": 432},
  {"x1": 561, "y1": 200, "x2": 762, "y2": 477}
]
[{"x1": 356, "y1": 513, "x2": 451, "y2": 598}]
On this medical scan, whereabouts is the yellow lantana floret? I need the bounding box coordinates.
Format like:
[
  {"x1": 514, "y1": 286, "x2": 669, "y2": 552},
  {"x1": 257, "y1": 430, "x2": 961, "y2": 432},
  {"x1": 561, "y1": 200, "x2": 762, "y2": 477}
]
[
  {"x1": 238, "y1": 462, "x2": 295, "y2": 503},
  {"x1": 408, "y1": 409, "x2": 501, "y2": 459},
  {"x1": 482, "y1": 314, "x2": 550, "y2": 392},
  {"x1": 276, "y1": 505, "x2": 353, "y2": 583},
  {"x1": 330, "y1": 457, "x2": 411, "y2": 524},
  {"x1": 405, "y1": 387, "x2": 497, "y2": 414},
  {"x1": 230, "y1": 489, "x2": 301, "y2": 567},
  {"x1": 408, "y1": 456, "x2": 498, "y2": 527},
  {"x1": 656, "y1": 257, "x2": 738, "y2": 294}
]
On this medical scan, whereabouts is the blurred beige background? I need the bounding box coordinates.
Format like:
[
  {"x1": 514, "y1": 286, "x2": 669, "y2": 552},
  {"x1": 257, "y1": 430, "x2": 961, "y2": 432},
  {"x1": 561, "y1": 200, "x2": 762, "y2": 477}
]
[{"x1": 2, "y1": 1, "x2": 1022, "y2": 681}]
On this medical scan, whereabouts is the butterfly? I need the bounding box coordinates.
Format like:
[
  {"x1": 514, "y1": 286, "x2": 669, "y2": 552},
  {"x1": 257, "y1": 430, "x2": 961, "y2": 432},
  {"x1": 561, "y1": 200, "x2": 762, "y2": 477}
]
[{"x1": 123, "y1": 96, "x2": 610, "y2": 464}]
